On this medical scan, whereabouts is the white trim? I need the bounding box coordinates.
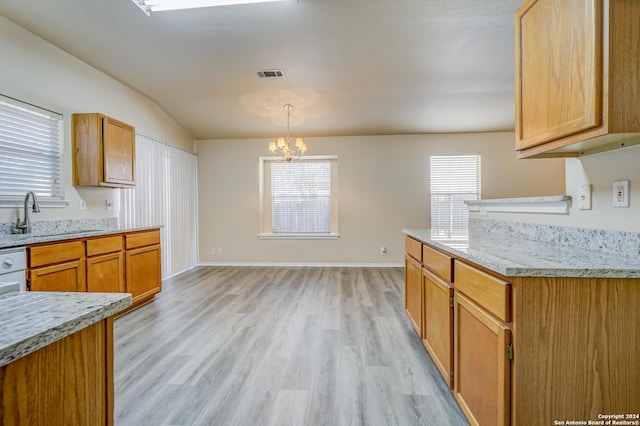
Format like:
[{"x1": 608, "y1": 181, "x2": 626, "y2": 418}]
[
  {"x1": 259, "y1": 155, "x2": 339, "y2": 236},
  {"x1": 257, "y1": 233, "x2": 340, "y2": 240},
  {"x1": 0, "y1": 199, "x2": 70, "y2": 209},
  {"x1": 161, "y1": 264, "x2": 198, "y2": 280},
  {"x1": 466, "y1": 196, "x2": 571, "y2": 216},
  {"x1": 198, "y1": 261, "x2": 403, "y2": 268}
]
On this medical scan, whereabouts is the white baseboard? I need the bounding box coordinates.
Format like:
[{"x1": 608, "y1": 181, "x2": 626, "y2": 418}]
[{"x1": 197, "y1": 262, "x2": 404, "y2": 268}]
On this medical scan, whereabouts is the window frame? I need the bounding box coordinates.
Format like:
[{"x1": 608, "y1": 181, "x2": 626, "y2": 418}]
[
  {"x1": 258, "y1": 155, "x2": 339, "y2": 240},
  {"x1": 0, "y1": 94, "x2": 68, "y2": 209},
  {"x1": 429, "y1": 153, "x2": 481, "y2": 244}
]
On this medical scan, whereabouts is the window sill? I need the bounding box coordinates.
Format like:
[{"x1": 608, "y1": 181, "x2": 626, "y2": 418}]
[
  {"x1": 0, "y1": 199, "x2": 70, "y2": 209},
  {"x1": 258, "y1": 233, "x2": 340, "y2": 240}
]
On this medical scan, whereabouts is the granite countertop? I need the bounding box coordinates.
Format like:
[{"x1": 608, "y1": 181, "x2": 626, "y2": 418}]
[
  {"x1": 0, "y1": 225, "x2": 161, "y2": 249},
  {"x1": 403, "y1": 228, "x2": 640, "y2": 279},
  {"x1": 0, "y1": 291, "x2": 131, "y2": 367}
]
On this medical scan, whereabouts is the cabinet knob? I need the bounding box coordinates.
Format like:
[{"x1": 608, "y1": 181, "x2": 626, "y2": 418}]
[{"x1": 2, "y1": 258, "x2": 14, "y2": 269}]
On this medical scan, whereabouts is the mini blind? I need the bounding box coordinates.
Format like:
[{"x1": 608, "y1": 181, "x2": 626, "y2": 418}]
[
  {"x1": 271, "y1": 160, "x2": 331, "y2": 233},
  {"x1": 0, "y1": 95, "x2": 64, "y2": 199},
  {"x1": 430, "y1": 154, "x2": 480, "y2": 240}
]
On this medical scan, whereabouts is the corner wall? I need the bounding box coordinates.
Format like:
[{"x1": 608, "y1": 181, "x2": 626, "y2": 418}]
[
  {"x1": 470, "y1": 144, "x2": 640, "y2": 232},
  {"x1": 0, "y1": 15, "x2": 193, "y2": 224},
  {"x1": 197, "y1": 132, "x2": 565, "y2": 265}
]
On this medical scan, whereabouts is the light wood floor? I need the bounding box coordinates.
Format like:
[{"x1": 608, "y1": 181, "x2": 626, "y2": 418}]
[{"x1": 113, "y1": 266, "x2": 468, "y2": 426}]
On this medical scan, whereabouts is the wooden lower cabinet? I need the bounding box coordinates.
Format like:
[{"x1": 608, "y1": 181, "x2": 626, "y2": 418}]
[
  {"x1": 125, "y1": 243, "x2": 161, "y2": 305},
  {"x1": 404, "y1": 254, "x2": 423, "y2": 336},
  {"x1": 454, "y1": 292, "x2": 511, "y2": 426},
  {"x1": 0, "y1": 319, "x2": 114, "y2": 426},
  {"x1": 28, "y1": 240, "x2": 86, "y2": 292},
  {"x1": 86, "y1": 236, "x2": 124, "y2": 293},
  {"x1": 26, "y1": 229, "x2": 161, "y2": 315},
  {"x1": 87, "y1": 252, "x2": 124, "y2": 293},
  {"x1": 29, "y1": 260, "x2": 86, "y2": 292},
  {"x1": 422, "y1": 268, "x2": 454, "y2": 388}
]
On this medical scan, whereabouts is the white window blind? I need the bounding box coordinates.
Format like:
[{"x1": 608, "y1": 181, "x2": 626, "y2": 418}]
[
  {"x1": 120, "y1": 134, "x2": 198, "y2": 279},
  {"x1": 430, "y1": 154, "x2": 480, "y2": 240},
  {"x1": 0, "y1": 95, "x2": 64, "y2": 199},
  {"x1": 271, "y1": 160, "x2": 331, "y2": 233}
]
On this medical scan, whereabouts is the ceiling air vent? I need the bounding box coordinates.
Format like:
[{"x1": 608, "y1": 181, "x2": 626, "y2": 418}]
[{"x1": 258, "y1": 69, "x2": 285, "y2": 78}]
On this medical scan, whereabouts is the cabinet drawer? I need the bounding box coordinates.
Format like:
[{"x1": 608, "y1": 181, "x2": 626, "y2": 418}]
[
  {"x1": 125, "y1": 230, "x2": 160, "y2": 250},
  {"x1": 29, "y1": 241, "x2": 84, "y2": 268},
  {"x1": 86, "y1": 235, "x2": 123, "y2": 256},
  {"x1": 423, "y1": 244, "x2": 453, "y2": 282},
  {"x1": 405, "y1": 236, "x2": 422, "y2": 263},
  {"x1": 454, "y1": 261, "x2": 511, "y2": 322}
]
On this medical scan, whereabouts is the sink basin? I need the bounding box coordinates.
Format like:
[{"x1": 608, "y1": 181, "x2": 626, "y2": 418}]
[{"x1": 32, "y1": 229, "x2": 102, "y2": 237}]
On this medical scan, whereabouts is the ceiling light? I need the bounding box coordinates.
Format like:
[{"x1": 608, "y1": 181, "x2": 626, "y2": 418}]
[
  {"x1": 131, "y1": 0, "x2": 287, "y2": 14},
  {"x1": 268, "y1": 104, "x2": 307, "y2": 162}
]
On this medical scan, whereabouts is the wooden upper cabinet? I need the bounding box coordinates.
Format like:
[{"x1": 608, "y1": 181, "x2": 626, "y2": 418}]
[
  {"x1": 72, "y1": 113, "x2": 135, "y2": 187},
  {"x1": 515, "y1": 0, "x2": 640, "y2": 158}
]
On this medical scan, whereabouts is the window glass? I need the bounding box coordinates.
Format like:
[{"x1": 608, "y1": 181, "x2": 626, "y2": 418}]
[
  {"x1": 0, "y1": 94, "x2": 64, "y2": 199},
  {"x1": 430, "y1": 154, "x2": 481, "y2": 243},
  {"x1": 271, "y1": 160, "x2": 331, "y2": 233}
]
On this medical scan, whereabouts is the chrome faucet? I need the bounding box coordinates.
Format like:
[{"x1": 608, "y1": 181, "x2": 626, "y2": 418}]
[{"x1": 12, "y1": 191, "x2": 41, "y2": 234}]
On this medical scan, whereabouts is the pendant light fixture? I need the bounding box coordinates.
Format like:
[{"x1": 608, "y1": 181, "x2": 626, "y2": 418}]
[{"x1": 268, "y1": 104, "x2": 307, "y2": 162}]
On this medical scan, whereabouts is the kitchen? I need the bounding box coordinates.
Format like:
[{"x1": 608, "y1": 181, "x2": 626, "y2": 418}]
[{"x1": 1, "y1": 0, "x2": 639, "y2": 425}]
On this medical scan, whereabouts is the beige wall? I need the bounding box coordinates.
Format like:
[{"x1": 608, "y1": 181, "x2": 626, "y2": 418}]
[
  {"x1": 472, "y1": 145, "x2": 640, "y2": 232},
  {"x1": 0, "y1": 15, "x2": 193, "y2": 224},
  {"x1": 197, "y1": 132, "x2": 565, "y2": 265}
]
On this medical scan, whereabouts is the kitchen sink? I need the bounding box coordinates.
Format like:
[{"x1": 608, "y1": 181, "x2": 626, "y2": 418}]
[{"x1": 32, "y1": 229, "x2": 102, "y2": 237}]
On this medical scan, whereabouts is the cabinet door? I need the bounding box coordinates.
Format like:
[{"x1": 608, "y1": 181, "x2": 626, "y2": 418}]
[
  {"x1": 422, "y1": 269, "x2": 454, "y2": 388},
  {"x1": 125, "y1": 244, "x2": 161, "y2": 304},
  {"x1": 515, "y1": 0, "x2": 602, "y2": 150},
  {"x1": 87, "y1": 252, "x2": 124, "y2": 293},
  {"x1": 454, "y1": 292, "x2": 511, "y2": 426},
  {"x1": 29, "y1": 260, "x2": 86, "y2": 292},
  {"x1": 103, "y1": 116, "x2": 135, "y2": 186},
  {"x1": 0, "y1": 320, "x2": 110, "y2": 425},
  {"x1": 404, "y1": 254, "x2": 422, "y2": 337}
]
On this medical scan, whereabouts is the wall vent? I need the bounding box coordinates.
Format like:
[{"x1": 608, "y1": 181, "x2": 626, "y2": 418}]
[{"x1": 258, "y1": 69, "x2": 285, "y2": 78}]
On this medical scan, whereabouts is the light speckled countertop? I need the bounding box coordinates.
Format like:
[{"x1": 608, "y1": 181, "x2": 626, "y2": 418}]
[
  {"x1": 0, "y1": 226, "x2": 161, "y2": 249},
  {"x1": 0, "y1": 292, "x2": 131, "y2": 367},
  {"x1": 403, "y1": 228, "x2": 640, "y2": 278}
]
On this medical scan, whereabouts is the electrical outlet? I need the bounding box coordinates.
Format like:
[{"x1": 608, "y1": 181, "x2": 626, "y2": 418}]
[
  {"x1": 79, "y1": 199, "x2": 87, "y2": 210},
  {"x1": 105, "y1": 200, "x2": 114, "y2": 211},
  {"x1": 380, "y1": 246, "x2": 387, "y2": 255},
  {"x1": 210, "y1": 248, "x2": 217, "y2": 255},
  {"x1": 613, "y1": 180, "x2": 630, "y2": 207}
]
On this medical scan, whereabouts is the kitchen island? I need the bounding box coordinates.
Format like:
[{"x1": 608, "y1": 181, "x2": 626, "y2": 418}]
[
  {"x1": 403, "y1": 223, "x2": 640, "y2": 426},
  {"x1": 0, "y1": 291, "x2": 131, "y2": 425}
]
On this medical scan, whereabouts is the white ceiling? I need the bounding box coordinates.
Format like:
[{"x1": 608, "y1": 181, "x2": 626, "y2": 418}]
[{"x1": 0, "y1": 0, "x2": 522, "y2": 140}]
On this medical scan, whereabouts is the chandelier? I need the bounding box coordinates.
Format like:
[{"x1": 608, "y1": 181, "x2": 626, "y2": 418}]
[{"x1": 268, "y1": 104, "x2": 307, "y2": 162}]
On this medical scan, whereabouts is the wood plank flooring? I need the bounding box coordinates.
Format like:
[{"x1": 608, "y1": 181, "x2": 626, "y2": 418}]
[{"x1": 113, "y1": 266, "x2": 469, "y2": 426}]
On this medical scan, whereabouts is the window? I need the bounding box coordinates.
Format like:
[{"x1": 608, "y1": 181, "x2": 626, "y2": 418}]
[
  {"x1": 259, "y1": 156, "x2": 339, "y2": 239},
  {"x1": 0, "y1": 94, "x2": 64, "y2": 201},
  {"x1": 429, "y1": 154, "x2": 480, "y2": 242}
]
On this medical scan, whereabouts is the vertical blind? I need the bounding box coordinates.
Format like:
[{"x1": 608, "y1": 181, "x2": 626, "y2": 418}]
[
  {"x1": 120, "y1": 134, "x2": 198, "y2": 278},
  {"x1": 271, "y1": 160, "x2": 331, "y2": 233},
  {"x1": 0, "y1": 94, "x2": 63, "y2": 198},
  {"x1": 430, "y1": 154, "x2": 481, "y2": 240}
]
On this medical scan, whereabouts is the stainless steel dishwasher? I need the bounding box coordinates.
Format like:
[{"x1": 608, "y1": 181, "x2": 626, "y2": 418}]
[{"x1": 0, "y1": 247, "x2": 27, "y2": 295}]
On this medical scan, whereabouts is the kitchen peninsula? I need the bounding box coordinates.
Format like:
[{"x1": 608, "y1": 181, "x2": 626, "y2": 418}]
[
  {"x1": 0, "y1": 291, "x2": 131, "y2": 425},
  {"x1": 403, "y1": 218, "x2": 640, "y2": 426}
]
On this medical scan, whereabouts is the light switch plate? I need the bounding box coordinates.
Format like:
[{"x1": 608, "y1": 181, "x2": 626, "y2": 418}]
[{"x1": 613, "y1": 180, "x2": 630, "y2": 207}]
